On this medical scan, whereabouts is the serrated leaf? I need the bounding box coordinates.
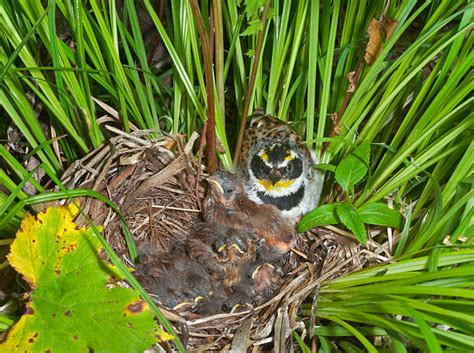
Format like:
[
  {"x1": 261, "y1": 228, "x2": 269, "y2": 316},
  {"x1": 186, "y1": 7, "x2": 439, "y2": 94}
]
[
  {"x1": 2, "y1": 205, "x2": 171, "y2": 352},
  {"x1": 243, "y1": 0, "x2": 266, "y2": 19},
  {"x1": 246, "y1": 48, "x2": 256, "y2": 56},
  {"x1": 337, "y1": 203, "x2": 367, "y2": 243},
  {"x1": 358, "y1": 203, "x2": 403, "y2": 229},
  {"x1": 355, "y1": 141, "x2": 371, "y2": 165},
  {"x1": 298, "y1": 203, "x2": 341, "y2": 232},
  {"x1": 335, "y1": 142, "x2": 371, "y2": 193},
  {"x1": 241, "y1": 19, "x2": 262, "y2": 36}
]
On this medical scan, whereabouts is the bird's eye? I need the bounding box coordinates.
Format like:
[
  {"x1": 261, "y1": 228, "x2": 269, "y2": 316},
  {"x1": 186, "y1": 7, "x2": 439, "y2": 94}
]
[{"x1": 223, "y1": 186, "x2": 234, "y2": 195}]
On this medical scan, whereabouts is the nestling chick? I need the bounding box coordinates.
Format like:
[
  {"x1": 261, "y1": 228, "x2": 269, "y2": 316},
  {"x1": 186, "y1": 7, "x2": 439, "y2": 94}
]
[
  {"x1": 187, "y1": 224, "x2": 257, "y2": 294},
  {"x1": 204, "y1": 171, "x2": 295, "y2": 253},
  {"x1": 186, "y1": 222, "x2": 227, "y2": 282},
  {"x1": 214, "y1": 230, "x2": 257, "y2": 293},
  {"x1": 251, "y1": 263, "x2": 283, "y2": 301},
  {"x1": 135, "y1": 251, "x2": 225, "y2": 315}
]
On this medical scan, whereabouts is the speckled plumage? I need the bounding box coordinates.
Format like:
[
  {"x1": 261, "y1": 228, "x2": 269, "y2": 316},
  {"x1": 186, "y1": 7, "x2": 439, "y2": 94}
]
[{"x1": 239, "y1": 110, "x2": 323, "y2": 219}]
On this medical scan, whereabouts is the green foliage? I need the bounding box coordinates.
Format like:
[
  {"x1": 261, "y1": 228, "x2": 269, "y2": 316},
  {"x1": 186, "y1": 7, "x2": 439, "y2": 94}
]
[
  {"x1": 335, "y1": 142, "x2": 370, "y2": 195},
  {"x1": 298, "y1": 203, "x2": 339, "y2": 230},
  {"x1": 300, "y1": 142, "x2": 401, "y2": 242},
  {"x1": 241, "y1": 18, "x2": 263, "y2": 36},
  {"x1": 306, "y1": 250, "x2": 474, "y2": 352},
  {"x1": 1, "y1": 204, "x2": 171, "y2": 352},
  {"x1": 336, "y1": 203, "x2": 367, "y2": 243},
  {"x1": 358, "y1": 203, "x2": 402, "y2": 229}
]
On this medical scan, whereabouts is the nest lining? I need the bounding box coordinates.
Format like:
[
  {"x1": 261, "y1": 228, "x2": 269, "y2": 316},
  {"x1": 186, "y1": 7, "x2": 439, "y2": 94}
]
[{"x1": 61, "y1": 130, "x2": 376, "y2": 351}]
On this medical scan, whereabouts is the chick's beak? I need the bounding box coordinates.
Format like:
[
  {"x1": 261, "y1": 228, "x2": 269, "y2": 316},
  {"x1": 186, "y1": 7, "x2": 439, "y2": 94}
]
[{"x1": 206, "y1": 176, "x2": 224, "y2": 195}]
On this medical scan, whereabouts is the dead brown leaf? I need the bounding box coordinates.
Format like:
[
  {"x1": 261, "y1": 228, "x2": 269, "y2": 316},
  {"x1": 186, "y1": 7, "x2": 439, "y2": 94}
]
[
  {"x1": 330, "y1": 113, "x2": 341, "y2": 135},
  {"x1": 364, "y1": 18, "x2": 383, "y2": 64},
  {"x1": 347, "y1": 71, "x2": 357, "y2": 92},
  {"x1": 380, "y1": 15, "x2": 398, "y2": 41},
  {"x1": 364, "y1": 16, "x2": 398, "y2": 65}
]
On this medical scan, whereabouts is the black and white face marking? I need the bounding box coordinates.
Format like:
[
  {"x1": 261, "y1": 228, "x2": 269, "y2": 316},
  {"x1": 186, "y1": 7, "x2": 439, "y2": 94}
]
[
  {"x1": 256, "y1": 185, "x2": 305, "y2": 211},
  {"x1": 241, "y1": 118, "x2": 324, "y2": 219},
  {"x1": 249, "y1": 143, "x2": 304, "y2": 185},
  {"x1": 250, "y1": 154, "x2": 303, "y2": 183}
]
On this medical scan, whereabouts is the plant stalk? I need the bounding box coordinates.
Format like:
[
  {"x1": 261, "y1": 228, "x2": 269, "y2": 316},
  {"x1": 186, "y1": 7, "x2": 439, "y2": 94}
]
[
  {"x1": 233, "y1": 0, "x2": 272, "y2": 166},
  {"x1": 189, "y1": 0, "x2": 217, "y2": 172}
]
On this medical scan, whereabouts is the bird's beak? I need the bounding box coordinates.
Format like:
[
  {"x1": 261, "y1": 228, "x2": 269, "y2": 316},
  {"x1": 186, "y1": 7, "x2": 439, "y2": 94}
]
[
  {"x1": 269, "y1": 174, "x2": 280, "y2": 184},
  {"x1": 206, "y1": 175, "x2": 224, "y2": 194},
  {"x1": 270, "y1": 169, "x2": 283, "y2": 184}
]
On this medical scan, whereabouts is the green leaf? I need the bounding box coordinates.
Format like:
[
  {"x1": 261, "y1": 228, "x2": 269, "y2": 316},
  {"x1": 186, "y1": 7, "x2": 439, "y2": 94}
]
[
  {"x1": 298, "y1": 203, "x2": 341, "y2": 232},
  {"x1": 1, "y1": 205, "x2": 171, "y2": 352},
  {"x1": 337, "y1": 203, "x2": 367, "y2": 243},
  {"x1": 293, "y1": 331, "x2": 311, "y2": 353},
  {"x1": 404, "y1": 306, "x2": 442, "y2": 353},
  {"x1": 314, "y1": 163, "x2": 337, "y2": 173},
  {"x1": 335, "y1": 142, "x2": 371, "y2": 193},
  {"x1": 243, "y1": 0, "x2": 266, "y2": 19},
  {"x1": 358, "y1": 202, "x2": 403, "y2": 229},
  {"x1": 245, "y1": 48, "x2": 256, "y2": 56},
  {"x1": 241, "y1": 18, "x2": 262, "y2": 36}
]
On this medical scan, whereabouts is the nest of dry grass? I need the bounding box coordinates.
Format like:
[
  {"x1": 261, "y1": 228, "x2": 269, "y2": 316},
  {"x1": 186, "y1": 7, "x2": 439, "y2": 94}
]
[{"x1": 61, "y1": 130, "x2": 372, "y2": 351}]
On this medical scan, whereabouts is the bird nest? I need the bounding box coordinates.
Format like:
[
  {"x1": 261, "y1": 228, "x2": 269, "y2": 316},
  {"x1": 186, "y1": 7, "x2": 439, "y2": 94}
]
[{"x1": 61, "y1": 130, "x2": 369, "y2": 351}]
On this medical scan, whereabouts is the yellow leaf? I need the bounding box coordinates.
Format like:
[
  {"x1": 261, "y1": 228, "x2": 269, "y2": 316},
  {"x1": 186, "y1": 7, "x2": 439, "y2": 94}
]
[
  {"x1": 2, "y1": 205, "x2": 170, "y2": 352},
  {"x1": 7, "y1": 203, "x2": 79, "y2": 286}
]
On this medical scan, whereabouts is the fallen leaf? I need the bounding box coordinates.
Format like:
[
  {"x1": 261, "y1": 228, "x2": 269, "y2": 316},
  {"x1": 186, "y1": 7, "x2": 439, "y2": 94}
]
[
  {"x1": 330, "y1": 113, "x2": 341, "y2": 135},
  {"x1": 216, "y1": 138, "x2": 226, "y2": 154}
]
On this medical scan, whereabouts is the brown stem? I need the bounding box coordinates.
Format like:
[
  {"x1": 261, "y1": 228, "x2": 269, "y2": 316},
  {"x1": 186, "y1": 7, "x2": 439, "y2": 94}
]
[
  {"x1": 189, "y1": 0, "x2": 217, "y2": 173},
  {"x1": 195, "y1": 121, "x2": 208, "y2": 210},
  {"x1": 321, "y1": 60, "x2": 365, "y2": 155},
  {"x1": 210, "y1": 1, "x2": 215, "y2": 64},
  {"x1": 233, "y1": 0, "x2": 272, "y2": 166}
]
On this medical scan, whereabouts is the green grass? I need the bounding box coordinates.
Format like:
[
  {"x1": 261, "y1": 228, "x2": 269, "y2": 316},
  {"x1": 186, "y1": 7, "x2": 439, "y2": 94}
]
[{"x1": 1, "y1": 0, "x2": 473, "y2": 351}]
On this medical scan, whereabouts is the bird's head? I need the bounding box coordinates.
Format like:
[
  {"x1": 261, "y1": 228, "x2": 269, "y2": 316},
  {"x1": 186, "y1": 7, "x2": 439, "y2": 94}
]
[
  {"x1": 205, "y1": 171, "x2": 244, "y2": 208},
  {"x1": 248, "y1": 141, "x2": 305, "y2": 197}
]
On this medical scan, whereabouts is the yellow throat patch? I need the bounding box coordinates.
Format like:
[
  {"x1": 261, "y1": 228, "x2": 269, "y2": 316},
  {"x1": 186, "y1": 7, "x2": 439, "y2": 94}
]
[{"x1": 258, "y1": 179, "x2": 294, "y2": 191}]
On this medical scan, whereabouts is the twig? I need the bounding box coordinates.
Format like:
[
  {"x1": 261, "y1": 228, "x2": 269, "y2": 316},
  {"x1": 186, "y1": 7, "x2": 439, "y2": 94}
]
[
  {"x1": 189, "y1": 0, "x2": 217, "y2": 173},
  {"x1": 210, "y1": 1, "x2": 215, "y2": 64},
  {"x1": 151, "y1": 205, "x2": 201, "y2": 213},
  {"x1": 233, "y1": 0, "x2": 272, "y2": 166}
]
